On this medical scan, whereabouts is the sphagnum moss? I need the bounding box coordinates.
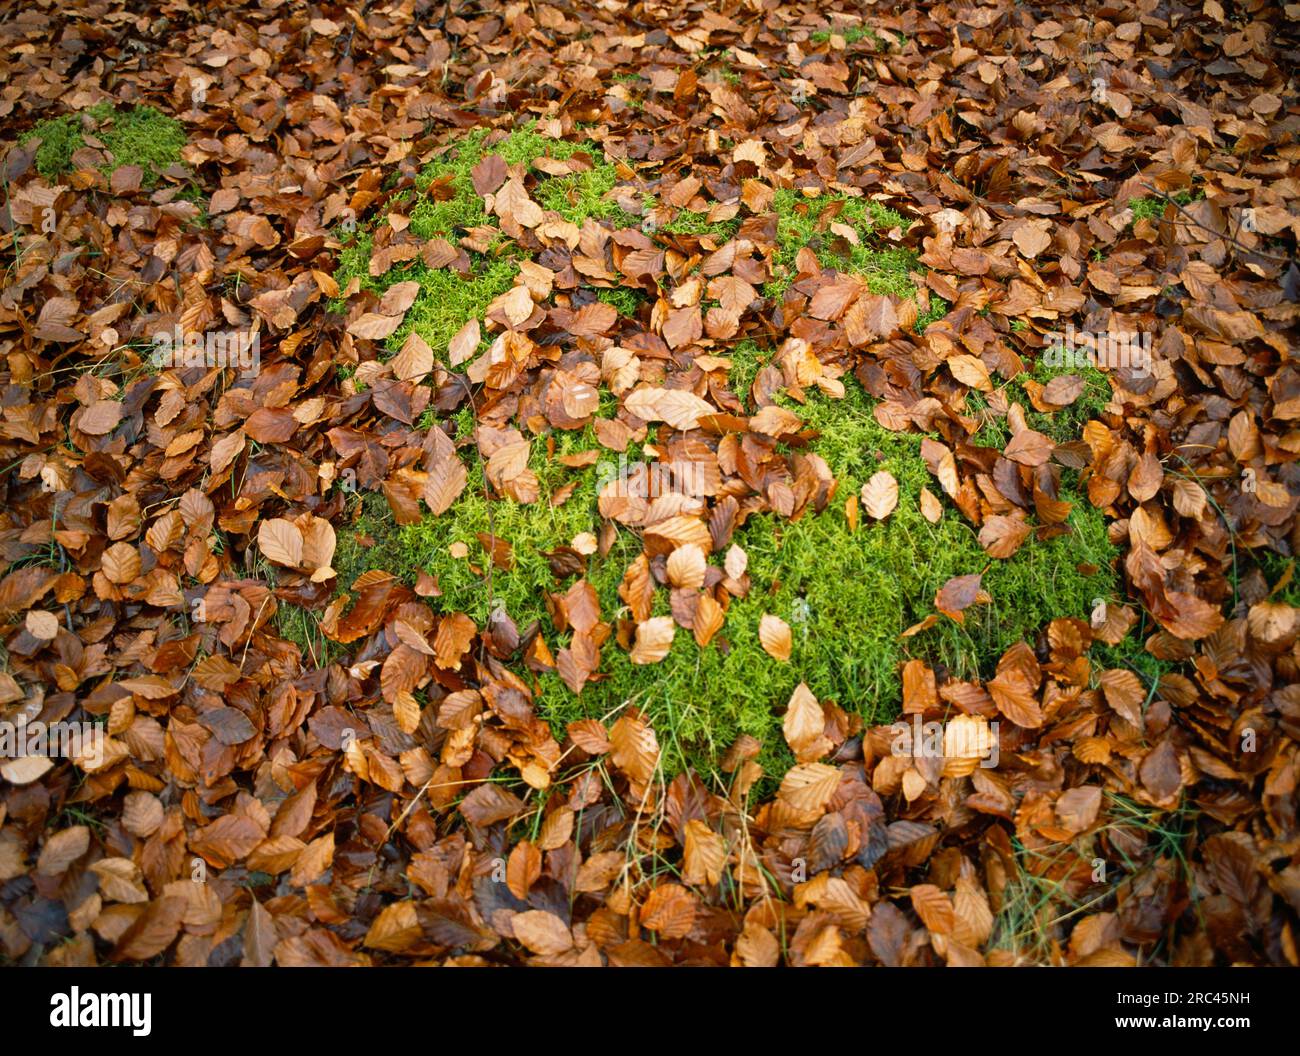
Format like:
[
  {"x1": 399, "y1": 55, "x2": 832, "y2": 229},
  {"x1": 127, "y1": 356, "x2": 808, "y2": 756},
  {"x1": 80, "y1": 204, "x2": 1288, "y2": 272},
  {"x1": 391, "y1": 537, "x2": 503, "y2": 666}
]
[{"x1": 334, "y1": 379, "x2": 1118, "y2": 780}]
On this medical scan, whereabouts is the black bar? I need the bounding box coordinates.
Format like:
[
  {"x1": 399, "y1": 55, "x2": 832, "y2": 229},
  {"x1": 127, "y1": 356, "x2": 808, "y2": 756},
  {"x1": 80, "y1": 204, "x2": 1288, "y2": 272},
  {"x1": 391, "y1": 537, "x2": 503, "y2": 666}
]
[{"x1": 2, "y1": 965, "x2": 1288, "y2": 1043}]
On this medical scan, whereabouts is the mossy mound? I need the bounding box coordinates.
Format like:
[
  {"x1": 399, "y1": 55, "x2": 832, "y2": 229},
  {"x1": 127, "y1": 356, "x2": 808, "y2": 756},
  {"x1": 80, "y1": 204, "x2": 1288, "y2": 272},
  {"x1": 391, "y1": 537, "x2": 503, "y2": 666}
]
[
  {"x1": 22, "y1": 102, "x2": 187, "y2": 185},
  {"x1": 335, "y1": 379, "x2": 1118, "y2": 778},
  {"x1": 810, "y1": 25, "x2": 887, "y2": 48}
]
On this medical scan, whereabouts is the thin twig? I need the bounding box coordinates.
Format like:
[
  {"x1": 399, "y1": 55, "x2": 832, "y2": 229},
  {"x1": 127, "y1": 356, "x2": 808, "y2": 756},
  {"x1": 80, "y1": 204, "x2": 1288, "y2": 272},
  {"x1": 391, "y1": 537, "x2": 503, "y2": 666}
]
[{"x1": 1137, "y1": 181, "x2": 1293, "y2": 265}]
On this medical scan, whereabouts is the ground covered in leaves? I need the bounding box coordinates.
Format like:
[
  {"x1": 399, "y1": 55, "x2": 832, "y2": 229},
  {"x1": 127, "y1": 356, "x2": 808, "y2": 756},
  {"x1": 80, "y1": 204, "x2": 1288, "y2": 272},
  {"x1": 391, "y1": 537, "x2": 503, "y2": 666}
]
[{"x1": 0, "y1": 0, "x2": 1298, "y2": 967}]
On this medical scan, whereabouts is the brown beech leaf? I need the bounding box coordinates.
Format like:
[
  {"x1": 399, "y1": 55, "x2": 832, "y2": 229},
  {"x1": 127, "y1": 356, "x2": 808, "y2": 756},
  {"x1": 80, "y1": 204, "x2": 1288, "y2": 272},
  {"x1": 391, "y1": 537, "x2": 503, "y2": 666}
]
[
  {"x1": 506, "y1": 841, "x2": 541, "y2": 901},
  {"x1": 666, "y1": 543, "x2": 706, "y2": 590},
  {"x1": 609, "y1": 713, "x2": 659, "y2": 784},
  {"x1": 1004, "y1": 429, "x2": 1054, "y2": 467},
  {"x1": 1041, "y1": 374, "x2": 1084, "y2": 406},
  {"x1": 424, "y1": 453, "x2": 468, "y2": 516},
  {"x1": 948, "y1": 354, "x2": 991, "y2": 392},
  {"x1": 935, "y1": 574, "x2": 983, "y2": 623},
  {"x1": 619, "y1": 554, "x2": 655, "y2": 623},
  {"x1": 640, "y1": 883, "x2": 696, "y2": 939},
  {"x1": 693, "y1": 591, "x2": 725, "y2": 648},
  {"x1": 511, "y1": 910, "x2": 573, "y2": 955},
  {"x1": 258, "y1": 518, "x2": 304, "y2": 568},
  {"x1": 683, "y1": 819, "x2": 727, "y2": 888},
  {"x1": 79, "y1": 401, "x2": 124, "y2": 436},
  {"x1": 629, "y1": 616, "x2": 675, "y2": 664},
  {"x1": 759, "y1": 614, "x2": 792, "y2": 661},
  {"x1": 1100, "y1": 668, "x2": 1146, "y2": 728},
  {"x1": 784, "y1": 682, "x2": 832, "y2": 762},
  {"x1": 777, "y1": 763, "x2": 840, "y2": 814},
  {"x1": 910, "y1": 884, "x2": 955, "y2": 934},
  {"x1": 919, "y1": 487, "x2": 943, "y2": 523},
  {"x1": 860, "y1": 471, "x2": 899, "y2": 520},
  {"x1": 434, "y1": 612, "x2": 477, "y2": 670},
  {"x1": 567, "y1": 718, "x2": 612, "y2": 755},
  {"x1": 391, "y1": 331, "x2": 434, "y2": 381},
  {"x1": 979, "y1": 515, "x2": 1031, "y2": 559},
  {"x1": 987, "y1": 669, "x2": 1043, "y2": 728},
  {"x1": 101, "y1": 542, "x2": 141, "y2": 584}
]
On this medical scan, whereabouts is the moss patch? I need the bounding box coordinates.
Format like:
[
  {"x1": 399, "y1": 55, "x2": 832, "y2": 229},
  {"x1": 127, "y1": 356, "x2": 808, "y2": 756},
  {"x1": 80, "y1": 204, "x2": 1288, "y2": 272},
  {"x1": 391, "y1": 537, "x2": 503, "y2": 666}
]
[
  {"x1": 328, "y1": 127, "x2": 1117, "y2": 782},
  {"x1": 915, "y1": 295, "x2": 950, "y2": 333},
  {"x1": 335, "y1": 381, "x2": 1118, "y2": 779},
  {"x1": 333, "y1": 126, "x2": 920, "y2": 369},
  {"x1": 608, "y1": 184, "x2": 914, "y2": 306},
  {"x1": 810, "y1": 25, "x2": 885, "y2": 48},
  {"x1": 275, "y1": 603, "x2": 343, "y2": 669},
  {"x1": 22, "y1": 103, "x2": 187, "y2": 185},
  {"x1": 766, "y1": 187, "x2": 914, "y2": 300},
  {"x1": 970, "y1": 352, "x2": 1113, "y2": 447},
  {"x1": 331, "y1": 124, "x2": 637, "y2": 359},
  {"x1": 1127, "y1": 188, "x2": 1201, "y2": 226},
  {"x1": 662, "y1": 208, "x2": 742, "y2": 241},
  {"x1": 594, "y1": 286, "x2": 644, "y2": 317}
]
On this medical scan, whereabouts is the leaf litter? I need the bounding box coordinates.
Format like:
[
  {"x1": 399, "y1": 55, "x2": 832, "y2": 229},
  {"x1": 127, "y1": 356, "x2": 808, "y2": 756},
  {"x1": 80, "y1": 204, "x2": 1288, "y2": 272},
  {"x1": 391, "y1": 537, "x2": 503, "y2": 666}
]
[{"x1": 0, "y1": 0, "x2": 1296, "y2": 968}]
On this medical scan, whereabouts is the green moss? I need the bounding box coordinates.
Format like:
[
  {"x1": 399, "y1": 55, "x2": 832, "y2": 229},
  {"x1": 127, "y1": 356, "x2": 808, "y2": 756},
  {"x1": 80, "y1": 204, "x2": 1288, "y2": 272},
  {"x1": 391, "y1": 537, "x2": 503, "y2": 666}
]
[
  {"x1": 594, "y1": 286, "x2": 643, "y2": 317},
  {"x1": 174, "y1": 182, "x2": 211, "y2": 228},
  {"x1": 335, "y1": 364, "x2": 360, "y2": 387},
  {"x1": 22, "y1": 103, "x2": 186, "y2": 185},
  {"x1": 1128, "y1": 189, "x2": 1201, "y2": 225},
  {"x1": 331, "y1": 124, "x2": 637, "y2": 360},
  {"x1": 915, "y1": 294, "x2": 950, "y2": 334},
  {"x1": 810, "y1": 25, "x2": 884, "y2": 48},
  {"x1": 275, "y1": 603, "x2": 342, "y2": 669},
  {"x1": 727, "y1": 338, "x2": 769, "y2": 406},
  {"x1": 1250, "y1": 551, "x2": 1300, "y2": 608},
  {"x1": 396, "y1": 257, "x2": 519, "y2": 357},
  {"x1": 1093, "y1": 631, "x2": 1170, "y2": 690},
  {"x1": 662, "y1": 209, "x2": 742, "y2": 241},
  {"x1": 334, "y1": 424, "x2": 625, "y2": 630},
  {"x1": 338, "y1": 380, "x2": 1117, "y2": 780},
  {"x1": 327, "y1": 131, "x2": 1119, "y2": 784},
  {"x1": 971, "y1": 353, "x2": 1112, "y2": 447},
  {"x1": 766, "y1": 188, "x2": 914, "y2": 300}
]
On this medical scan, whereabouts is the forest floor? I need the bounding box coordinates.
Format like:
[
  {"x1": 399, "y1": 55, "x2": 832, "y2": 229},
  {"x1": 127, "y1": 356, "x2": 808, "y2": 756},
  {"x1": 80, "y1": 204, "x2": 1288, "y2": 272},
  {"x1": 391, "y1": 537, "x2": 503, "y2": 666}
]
[{"x1": 0, "y1": 0, "x2": 1298, "y2": 966}]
